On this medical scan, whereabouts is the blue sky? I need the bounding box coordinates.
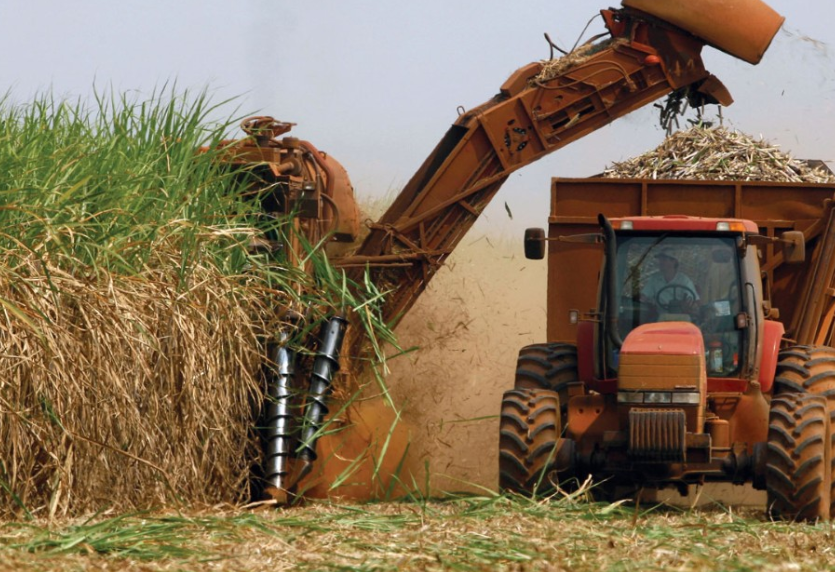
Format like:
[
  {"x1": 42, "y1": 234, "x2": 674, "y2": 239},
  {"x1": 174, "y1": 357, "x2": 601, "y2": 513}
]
[{"x1": 1, "y1": 0, "x2": 832, "y2": 235}]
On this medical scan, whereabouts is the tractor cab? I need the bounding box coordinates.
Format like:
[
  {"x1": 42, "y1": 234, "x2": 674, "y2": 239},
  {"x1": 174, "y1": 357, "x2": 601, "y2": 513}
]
[
  {"x1": 594, "y1": 215, "x2": 774, "y2": 389},
  {"x1": 605, "y1": 221, "x2": 749, "y2": 379}
]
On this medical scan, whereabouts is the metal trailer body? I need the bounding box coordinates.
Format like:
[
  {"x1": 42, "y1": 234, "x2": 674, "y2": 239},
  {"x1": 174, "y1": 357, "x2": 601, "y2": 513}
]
[{"x1": 545, "y1": 177, "x2": 835, "y2": 346}]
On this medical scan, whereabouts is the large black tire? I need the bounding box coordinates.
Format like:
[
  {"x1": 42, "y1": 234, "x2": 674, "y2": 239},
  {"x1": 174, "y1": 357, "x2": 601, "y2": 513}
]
[
  {"x1": 766, "y1": 393, "x2": 832, "y2": 521},
  {"x1": 499, "y1": 388, "x2": 571, "y2": 496},
  {"x1": 773, "y1": 344, "x2": 835, "y2": 517},
  {"x1": 515, "y1": 343, "x2": 579, "y2": 426},
  {"x1": 774, "y1": 345, "x2": 835, "y2": 397},
  {"x1": 515, "y1": 343, "x2": 578, "y2": 392}
]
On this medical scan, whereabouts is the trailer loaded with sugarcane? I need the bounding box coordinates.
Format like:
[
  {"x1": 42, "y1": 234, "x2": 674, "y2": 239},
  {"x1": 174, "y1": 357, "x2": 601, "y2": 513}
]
[{"x1": 216, "y1": 0, "x2": 802, "y2": 507}]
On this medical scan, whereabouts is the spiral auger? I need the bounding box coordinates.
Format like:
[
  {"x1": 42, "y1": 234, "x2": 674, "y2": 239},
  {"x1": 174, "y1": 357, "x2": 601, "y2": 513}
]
[
  {"x1": 262, "y1": 328, "x2": 297, "y2": 502},
  {"x1": 290, "y1": 315, "x2": 349, "y2": 489}
]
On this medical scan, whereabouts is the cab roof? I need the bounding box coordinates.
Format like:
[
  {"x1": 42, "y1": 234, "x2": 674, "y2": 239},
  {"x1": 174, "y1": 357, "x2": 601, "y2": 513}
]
[{"x1": 612, "y1": 215, "x2": 759, "y2": 233}]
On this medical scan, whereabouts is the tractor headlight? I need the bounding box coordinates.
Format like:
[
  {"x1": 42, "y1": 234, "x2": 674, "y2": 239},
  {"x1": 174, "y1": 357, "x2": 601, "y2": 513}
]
[
  {"x1": 617, "y1": 391, "x2": 644, "y2": 404},
  {"x1": 671, "y1": 392, "x2": 701, "y2": 405},
  {"x1": 644, "y1": 392, "x2": 672, "y2": 404},
  {"x1": 617, "y1": 391, "x2": 701, "y2": 405}
]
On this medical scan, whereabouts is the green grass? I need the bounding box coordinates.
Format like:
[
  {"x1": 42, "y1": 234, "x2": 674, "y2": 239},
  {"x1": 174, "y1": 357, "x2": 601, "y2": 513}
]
[
  {"x1": 0, "y1": 85, "x2": 403, "y2": 360},
  {"x1": 0, "y1": 496, "x2": 833, "y2": 571},
  {"x1": 0, "y1": 88, "x2": 241, "y2": 273},
  {"x1": 0, "y1": 86, "x2": 393, "y2": 340}
]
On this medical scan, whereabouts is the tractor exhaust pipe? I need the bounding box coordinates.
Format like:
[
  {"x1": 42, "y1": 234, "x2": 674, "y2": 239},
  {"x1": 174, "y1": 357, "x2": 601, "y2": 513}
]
[
  {"x1": 291, "y1": 314, "x2": 349, "y2": 487},
  {"x1": 599, "y1": 214, "x2": 624, "y2": 349}
]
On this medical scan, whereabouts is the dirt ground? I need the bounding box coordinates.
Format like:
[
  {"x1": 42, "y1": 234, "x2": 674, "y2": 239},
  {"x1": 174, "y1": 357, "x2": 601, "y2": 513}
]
[{"x1": 384, "y1": 235, "x2": 548, "y2": 495}]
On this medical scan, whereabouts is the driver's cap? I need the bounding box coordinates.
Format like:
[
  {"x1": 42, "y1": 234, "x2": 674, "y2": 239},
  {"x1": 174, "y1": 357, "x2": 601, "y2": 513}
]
[{"x1": 655, "y1": 247, "x2": 678, "y2": 261}]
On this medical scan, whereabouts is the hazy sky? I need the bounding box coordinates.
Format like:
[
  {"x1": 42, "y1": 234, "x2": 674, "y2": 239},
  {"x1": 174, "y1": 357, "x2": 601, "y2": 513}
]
[{"x1": 1, "y1": 1, "x2": 833, "y2": 236}]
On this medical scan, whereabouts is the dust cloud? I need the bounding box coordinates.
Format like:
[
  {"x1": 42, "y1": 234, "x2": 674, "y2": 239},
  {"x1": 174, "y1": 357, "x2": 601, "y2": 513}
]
[{"x1": 385, "y1": 235, "x2": 547, "y2": 495}]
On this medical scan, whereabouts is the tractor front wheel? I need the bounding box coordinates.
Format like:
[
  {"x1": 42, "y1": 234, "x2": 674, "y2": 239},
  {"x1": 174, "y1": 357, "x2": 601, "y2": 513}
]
[
  {"x1": 498, "y1": 388, "x2": 573, "y2": 496},
  {"x1": 774, "y1": 345, "x2": 835, "y2": 397}
]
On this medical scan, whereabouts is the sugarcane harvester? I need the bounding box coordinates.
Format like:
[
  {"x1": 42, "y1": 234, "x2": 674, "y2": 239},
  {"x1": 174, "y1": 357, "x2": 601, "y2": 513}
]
[
  {"x1": 210, "y1": 117, "x2": 359, "y2": 500},
  {"x1": 219, "y1": 0, "x2": 784, "y2": 501}
]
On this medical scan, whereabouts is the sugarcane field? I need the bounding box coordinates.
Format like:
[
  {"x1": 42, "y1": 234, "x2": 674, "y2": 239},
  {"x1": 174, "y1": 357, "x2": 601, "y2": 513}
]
[{"x1": 2, "y1": 1, "x2": 835, "y2": 571}]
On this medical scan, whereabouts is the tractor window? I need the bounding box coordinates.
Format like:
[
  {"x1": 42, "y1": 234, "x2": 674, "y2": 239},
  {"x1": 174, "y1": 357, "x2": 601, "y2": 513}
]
[{"x1": 614, "y1": 235, "x2": 742, "y2": 377}]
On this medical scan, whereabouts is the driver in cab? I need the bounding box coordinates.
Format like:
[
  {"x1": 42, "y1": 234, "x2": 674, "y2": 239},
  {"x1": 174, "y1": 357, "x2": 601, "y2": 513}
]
[{"x1": 640, "y1": 247, "x2": 699, "y2": 313}]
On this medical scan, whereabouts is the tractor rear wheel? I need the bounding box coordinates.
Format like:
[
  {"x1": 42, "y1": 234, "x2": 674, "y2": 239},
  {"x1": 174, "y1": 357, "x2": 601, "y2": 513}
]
[
  {"x1": 498, "y1": 388, "x2": 572, "y2": 496},
  {"x1": 766, "y1": 393, "x2": 832, "y2": 521},
  {"x1": 515, "y1": 343, "x2": 578, "y2": 424},
  {"x1": 774, "y1": 345, "x2": 835, "y2": 397},
  {"x1": 773, "y1": 344, "x2": 835, "y2": 517}
]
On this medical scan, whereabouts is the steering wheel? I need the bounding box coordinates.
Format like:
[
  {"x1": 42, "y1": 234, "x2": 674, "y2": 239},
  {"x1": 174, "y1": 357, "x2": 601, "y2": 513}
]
[{"x1": 655, "y1": 284, "x2": 697, "y2": 313}]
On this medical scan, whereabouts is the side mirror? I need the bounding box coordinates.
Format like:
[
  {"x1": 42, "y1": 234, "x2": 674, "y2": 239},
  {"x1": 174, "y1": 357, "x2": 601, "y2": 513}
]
[
  {"x1": 781, "y1": 230, "x2": 805, "y2": 264},
  {"x1": 524, "y1": 228, "x2": 546, "y2": 260}
]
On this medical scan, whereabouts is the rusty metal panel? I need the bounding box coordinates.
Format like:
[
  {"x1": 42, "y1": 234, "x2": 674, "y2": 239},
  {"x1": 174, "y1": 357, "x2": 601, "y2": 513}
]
[
  {"x1": 622, "y1": 0, "x2": 784, "y2": 65},
  {"x1": 315, "y1": 151, "x2": 360, "y2": 242},
  {"x1": 546, "y1": 224, "x2": 603, "y2": 343}
]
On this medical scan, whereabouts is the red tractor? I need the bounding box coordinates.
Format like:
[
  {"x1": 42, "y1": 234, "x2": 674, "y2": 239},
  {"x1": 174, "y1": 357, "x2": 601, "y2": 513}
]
[{"x1": 500, "y1": 176, "x2": 835, "y2": 521}]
